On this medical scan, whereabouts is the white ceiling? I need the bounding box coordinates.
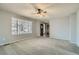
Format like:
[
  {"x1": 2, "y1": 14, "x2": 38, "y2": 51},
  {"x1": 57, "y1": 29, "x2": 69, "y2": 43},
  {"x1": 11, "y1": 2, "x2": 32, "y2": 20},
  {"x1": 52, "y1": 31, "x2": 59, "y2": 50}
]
[{"x1": 0, "y1": 3, "x2": 79, "y2": 22}]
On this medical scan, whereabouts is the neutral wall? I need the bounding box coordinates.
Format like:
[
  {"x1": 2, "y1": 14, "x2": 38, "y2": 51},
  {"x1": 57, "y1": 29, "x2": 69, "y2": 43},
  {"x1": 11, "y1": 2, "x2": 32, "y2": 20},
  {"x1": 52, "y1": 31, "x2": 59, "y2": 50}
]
[
  {"x1": 0, "y1": 10, "x2": 38, "y2": 45},
  {"x1": 49, "y1": 13, "x2": 78, "y2": 46},
  {"x1": 76, "y1": 10, "x2": 79, "y2": 46},
  {"x1": 0, "y1": 10, "x2": 11, "y2": 45},
  {"x1": 49, "y1": 17, "x2": 69, "y2": 40},
  {"x1": 69, "y1": 13, "x2": 77, "y2": 44},
  {"x1": 36, "y1": 21, "x2": 40, "y2": 37}
]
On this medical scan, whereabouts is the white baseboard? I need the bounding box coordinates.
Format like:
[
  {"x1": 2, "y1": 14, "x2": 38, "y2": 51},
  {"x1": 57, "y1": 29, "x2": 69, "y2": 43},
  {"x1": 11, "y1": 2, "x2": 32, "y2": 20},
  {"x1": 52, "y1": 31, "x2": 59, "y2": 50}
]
[{"x1": 0, "y1": 37, "x2": 36, "y2": 46}]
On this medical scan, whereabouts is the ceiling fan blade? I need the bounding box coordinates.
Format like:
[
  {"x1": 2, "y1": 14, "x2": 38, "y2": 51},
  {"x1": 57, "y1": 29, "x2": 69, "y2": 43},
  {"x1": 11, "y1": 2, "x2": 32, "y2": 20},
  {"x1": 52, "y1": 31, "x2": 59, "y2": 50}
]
[
  {"x1": 43, "y1": 11, "x2": 47, "y2": 13},
  {"x1": 29, "y1": 3, "x2": 39, "y2": 14}
]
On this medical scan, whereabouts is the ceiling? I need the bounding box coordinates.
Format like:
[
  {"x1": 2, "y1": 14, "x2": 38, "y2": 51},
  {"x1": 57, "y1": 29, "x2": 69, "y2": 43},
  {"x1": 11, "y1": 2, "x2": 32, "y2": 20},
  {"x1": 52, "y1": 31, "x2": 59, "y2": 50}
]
[{"x1": 0, "y1": 3, "x2": 79, "y2": 22}]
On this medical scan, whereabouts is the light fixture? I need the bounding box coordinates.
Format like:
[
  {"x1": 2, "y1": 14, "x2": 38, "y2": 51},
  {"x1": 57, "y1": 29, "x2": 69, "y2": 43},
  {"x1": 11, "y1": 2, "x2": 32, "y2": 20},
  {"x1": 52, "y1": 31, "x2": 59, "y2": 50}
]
[
  {"x1": 35, "y1": 8, "x2": 47, "y2": 17},
  {"x1": 31, "y1": 4, "x2": 49, "y2": 17}
]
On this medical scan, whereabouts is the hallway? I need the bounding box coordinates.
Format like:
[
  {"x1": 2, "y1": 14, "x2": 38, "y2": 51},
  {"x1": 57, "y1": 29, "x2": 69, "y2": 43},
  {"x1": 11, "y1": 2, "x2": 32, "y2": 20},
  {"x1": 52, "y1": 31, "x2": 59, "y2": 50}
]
[{"x1": 0, "y1": 37, "x2": 79, "y2": 55}]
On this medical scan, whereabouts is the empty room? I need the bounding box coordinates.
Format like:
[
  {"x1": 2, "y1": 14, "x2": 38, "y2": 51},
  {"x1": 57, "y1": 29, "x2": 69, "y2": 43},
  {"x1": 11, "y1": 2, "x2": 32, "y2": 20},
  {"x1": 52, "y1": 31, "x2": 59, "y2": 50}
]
[{"x1": 0, "y1": 3, "x2": 79, "y2": 55}]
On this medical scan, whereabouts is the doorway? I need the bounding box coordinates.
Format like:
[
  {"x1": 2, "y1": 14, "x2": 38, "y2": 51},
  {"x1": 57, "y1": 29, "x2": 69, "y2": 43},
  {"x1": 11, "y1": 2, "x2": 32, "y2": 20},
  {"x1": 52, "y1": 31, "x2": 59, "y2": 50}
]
[
  {"x1": 45, "y1": 23, "x2": 49, "y2": 37},
  {"x1": 40, "y1": 24, "x2": 44, "y2": 36},
  {"x1": 40, "y1": 23, "x2": 49, "y2": 37}
]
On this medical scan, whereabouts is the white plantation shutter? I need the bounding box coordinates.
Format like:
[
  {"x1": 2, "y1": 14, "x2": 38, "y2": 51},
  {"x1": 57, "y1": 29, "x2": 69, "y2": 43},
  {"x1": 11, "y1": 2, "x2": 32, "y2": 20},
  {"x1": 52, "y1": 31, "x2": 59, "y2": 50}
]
[{"x1": 12, "y1": 17, "x2": 32, "y2": 35}]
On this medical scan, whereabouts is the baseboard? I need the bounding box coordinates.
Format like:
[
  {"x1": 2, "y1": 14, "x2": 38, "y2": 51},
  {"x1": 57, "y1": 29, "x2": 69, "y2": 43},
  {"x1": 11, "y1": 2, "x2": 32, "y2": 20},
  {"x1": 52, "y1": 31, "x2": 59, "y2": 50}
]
[
  {"x1": 49, "y1": 37, "x2": 68, "y2": 41},
  {"x1": 70, "y1": 41, "x2": 76, "y2": 44},
  {"x1": 0, "y1": 37, "x2": 36, "y2": 46},
  {"x1": 76, "y1": 42, "x2": 79, "y2": 47}
]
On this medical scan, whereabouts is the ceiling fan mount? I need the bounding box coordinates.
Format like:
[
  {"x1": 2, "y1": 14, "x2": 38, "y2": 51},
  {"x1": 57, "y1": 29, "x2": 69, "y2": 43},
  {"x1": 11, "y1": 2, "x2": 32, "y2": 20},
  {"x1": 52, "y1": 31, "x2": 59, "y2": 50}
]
[{"x1": 37, "y1": 8, "x2": 47, "y2": 14}]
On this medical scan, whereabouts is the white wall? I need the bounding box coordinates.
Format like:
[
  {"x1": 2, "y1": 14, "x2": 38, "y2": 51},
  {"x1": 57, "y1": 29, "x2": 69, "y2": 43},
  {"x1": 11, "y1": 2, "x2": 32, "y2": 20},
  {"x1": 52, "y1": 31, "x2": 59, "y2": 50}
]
[
  {"x1": 0, "y1": 10, "x2": 11, "y2": 45},
  {"x1": 0, "y1": 10, "x2": 38, "y2": 45},
  {"x1": 69, "y1": 13, "x2": 77, "y2": 44},
  {"x1": 49, "y1": 12, "x2": 78, "y2": 46},
  {"x1": 76, "y1": 10, "x2": 79, "y2": 46},
  {"x1": 36, "y1": 21, "x2": 40, "y2": 37},
  {"x1": 49, "y1": 17, "x2": 69, "y2": 40}
]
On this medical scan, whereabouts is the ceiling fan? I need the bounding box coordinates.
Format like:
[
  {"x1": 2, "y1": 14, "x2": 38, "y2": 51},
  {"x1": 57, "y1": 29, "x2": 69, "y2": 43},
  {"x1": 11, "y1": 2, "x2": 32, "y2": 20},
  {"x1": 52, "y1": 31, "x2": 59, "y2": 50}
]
[
  {"x1": 31, "y1": 4, "x2": 52, "y2": 17},
  {"x1": 36, "y1": 8, "x2": 47, "y2": 14}
]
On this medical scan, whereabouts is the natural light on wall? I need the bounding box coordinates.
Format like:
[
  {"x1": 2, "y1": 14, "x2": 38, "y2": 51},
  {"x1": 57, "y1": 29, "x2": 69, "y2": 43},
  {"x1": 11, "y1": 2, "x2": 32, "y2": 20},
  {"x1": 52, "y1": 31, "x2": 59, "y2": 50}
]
[{"x1": 12, "y1": 17, "x2": 32, "y2": 35}]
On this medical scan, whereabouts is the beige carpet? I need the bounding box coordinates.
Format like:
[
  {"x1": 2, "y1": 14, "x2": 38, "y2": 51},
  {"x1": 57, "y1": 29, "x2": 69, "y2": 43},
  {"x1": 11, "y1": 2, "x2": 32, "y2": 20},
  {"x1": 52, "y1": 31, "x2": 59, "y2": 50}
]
[{"x1": 0, "y1": 37, "x2": 79, "y2": 55}]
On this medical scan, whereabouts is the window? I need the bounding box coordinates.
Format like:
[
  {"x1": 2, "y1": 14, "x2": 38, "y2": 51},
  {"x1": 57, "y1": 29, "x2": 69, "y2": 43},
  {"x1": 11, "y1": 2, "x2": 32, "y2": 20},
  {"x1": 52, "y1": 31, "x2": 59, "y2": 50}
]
[
  {"x1": 12, "y1": 17, "x2": 18, "y2": 35},
  {"x1": 12, "y1": 17, "x2": 32, "y2": 35}
]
